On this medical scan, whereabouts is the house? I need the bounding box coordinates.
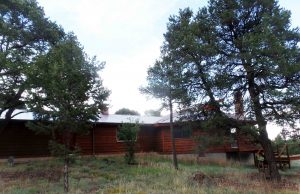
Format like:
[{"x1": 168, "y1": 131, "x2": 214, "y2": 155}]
[{"x1": 0, "y1": 111, "x2": 258, "y2": 162}]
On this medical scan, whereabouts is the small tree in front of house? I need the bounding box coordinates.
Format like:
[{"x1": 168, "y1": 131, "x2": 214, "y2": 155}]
[
  {"x1": 26, "y1": 33, "x2": 110, "y2": 192},
  {"x1": 141, "y1": 57, "x2": 190, "y2": 170},
  {"x1": 117, "y1": 121, "x2": 140, "y2": 164}
]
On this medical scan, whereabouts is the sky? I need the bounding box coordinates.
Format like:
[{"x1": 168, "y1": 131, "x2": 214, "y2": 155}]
[{"x1": 36, "y1": 0, "x2": 300, "y2": 139}]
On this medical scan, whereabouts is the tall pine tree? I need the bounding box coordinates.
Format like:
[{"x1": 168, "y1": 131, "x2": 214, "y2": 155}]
[{"x1": 160, "y1": 0, "x2": 300, "y2": 181}]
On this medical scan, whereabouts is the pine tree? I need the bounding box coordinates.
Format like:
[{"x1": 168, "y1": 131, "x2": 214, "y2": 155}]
[
  {"x1": 26, "y1": 34, "x2": 110, "y2": 192},
  {"x1": 160, "y1": 0, "x2": 300, "y2": 180},
  {"x1": 141, "y1": 56, "x2": 190, "y2": 170}
]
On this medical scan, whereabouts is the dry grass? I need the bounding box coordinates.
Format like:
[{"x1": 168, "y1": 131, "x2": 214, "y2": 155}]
[{"x1": 0, "y1": 153, "x2": 299, "y2": 194}]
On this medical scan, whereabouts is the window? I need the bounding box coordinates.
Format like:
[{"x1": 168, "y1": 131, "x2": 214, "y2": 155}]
[{"x1": 174, "y1": 127, "x2": 192, "y2": 138}]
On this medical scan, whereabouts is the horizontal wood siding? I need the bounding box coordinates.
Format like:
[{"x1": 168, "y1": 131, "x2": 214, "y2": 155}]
[
  {"x1": 237, "y1": 135, "x2": 258, "y2": 152},
  {"x1": 155, "y1": 130, "x2": 163, "y2": 153},
  {"x1": 0, "y1": 120, "x2": 259, "y2": 158},
  {"x1": 158, "y1": 127, "x2": 259, "y2": 154},
  {"x1": 159, "y1": 128, "x2": 197, "y2": 154},
  {"x1": 94, "y1": 125, "x2": 125, "y2": 153},
  {"x1": 137, "y1": 126, "x2": 157, "y2": 152},
  {"x1": 75, "y1": 125, "x2": 158, "y2": 154},
  {"x1": 0, "y1": 122, "x2": 160, "y2": 158},
  {"x1": 75, "y1": 132, "x2": 93, "y2": 155},
  {"x1": 0, "y1": 122, "x2": 50, "y2": 158}
]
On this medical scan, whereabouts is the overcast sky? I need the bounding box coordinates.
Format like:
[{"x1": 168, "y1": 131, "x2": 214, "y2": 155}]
[{"x1": 36, "y1": 0, "x2": 300, "y2": 139}]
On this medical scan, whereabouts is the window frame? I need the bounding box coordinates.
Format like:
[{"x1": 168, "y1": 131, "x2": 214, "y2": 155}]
[{"x1": 173, "y1": 127, "x2": 192, "y2": 139}]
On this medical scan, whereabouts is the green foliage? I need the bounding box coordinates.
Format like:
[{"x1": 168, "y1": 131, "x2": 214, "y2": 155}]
[
  {"x1": 208, "y1": 0, "x2": 300, "y2": 126},
  {"x1": 157, "y1": 0, "x2": 300, "y2": 180},
  {"x1": 273, "y1": 134, "x2": 300, "y2": 155},
  {"x1": 141, "y1": 43, "x2": 193, "y2": 170},
  {"x1": 141, "y1": 59, "x2": 190, "y2": 108},
  {"x1": 288, "y1": 144, "x2": 300, "y2": 155},
  {"x1": 26, "y1": 33, "x2": 110, "y2": 192},
  {"x1": 160, "y1": 0, "x2": 300, "y2": 130},
  {"x1": 117, "y1": 122, "x2": 140, "y2": 164},
  {"x1": 115, "y1": 108, "x2": 140, "y2": 115},
  {"x1": 48, "y1": 140, "x2": 80, "y2": 162},
  {"x1": 27, "y1": 33, "x2": 110, "y2": 141},
  {"x1": 194, "y1": 134, "x2": 224, "y2": 155},
  {"x1": 0, "y1": 0, "x2": 64, "y2": 121}
]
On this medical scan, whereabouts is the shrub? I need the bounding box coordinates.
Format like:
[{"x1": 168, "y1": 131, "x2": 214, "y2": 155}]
[{"x1": 117, "y1": 121, "x2": 140, "y2": 164}]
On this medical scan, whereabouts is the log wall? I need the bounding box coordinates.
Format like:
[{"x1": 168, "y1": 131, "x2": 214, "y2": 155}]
[
  {"x1": 0, "y1": 121, "x2": 51, "y2": 158},
  {"x1": 157, "y1": 129, "x2": 197, "y2": 154},
  {"x1": 157, "y1": 126, "x2": 259, "y2": 154},
  {"x1": 75, "y1": 124, "x2": 158, "y2": 154},
  {"x1": 0, "y1": 120, "x2": 259, "y2": 158}
]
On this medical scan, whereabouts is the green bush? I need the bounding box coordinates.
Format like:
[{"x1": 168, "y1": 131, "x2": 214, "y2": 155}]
[{"x1": 117, "y1": 121, "x2": 140, "y2": 164}]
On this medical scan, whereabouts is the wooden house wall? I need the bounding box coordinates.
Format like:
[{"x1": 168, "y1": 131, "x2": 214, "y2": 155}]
[
  {"x1": 75, "y1": 131, "x2": 93, "y2": 154},
  {"x1": 75, "y1": 124, "x2": 158, "y2": 154},
  {"x1": 0, "y1": 121, "x2": 51, "y2": 158},
  {"x1": 156, "y1": 126, "x2": 259, "y2": 154},
  {"x1": 0, "y1": 122, "x2": 160, "y2": 158},
  {"x1": 236, "y1": 134, "x2": 258, "y2": 152},
  {"x1": 0, "y1": 120, "x2": 259, "y2": 158},
  {"x1": 138, "y1": 126, "x2": 158, "y2": 152},
  {"x1": 156, "y1": 128, "x2": 197, "y2": 154},
  {"x1": 154, "y1": 129, "x2": 163, "y2": 153}
]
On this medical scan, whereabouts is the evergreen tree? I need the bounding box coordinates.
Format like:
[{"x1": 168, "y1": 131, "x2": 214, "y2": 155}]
[
  {"x1": 162, "y1": 8, "x2": 236, "y2": 158},
  {"x1": 141, "y1": 56, "x2": 190, "y2": 170},
  {"x1": 160, "y1": 0, "x2": 300, "y2": 180},
  {"x1": 26, "y1": 34, "x2": 110, "y2": 192},
  {"x1": 208, "y1": 0, "x2": 299, "y2": 181}
]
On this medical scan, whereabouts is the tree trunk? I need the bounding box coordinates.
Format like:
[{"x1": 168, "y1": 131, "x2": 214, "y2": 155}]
[
  {"x1": 64, "y1": 156, "x2": 69, "y2": 192},
  {"x1": 254, "y1": 115, "x2": 281, "y2": 181},
  {"x1": 252, "y1": 110, "x2": 281, "y2": 181},
  {"x1": 169, "y1": 99, "x2": 178, "y2": 170},
  {"x1": 64, "y1": 131, "x2": 71, "y2": 192},
  {"x1": 259, "y1": 126, "x2": 281, "y2": 181},
  {"x1": 244, "y1": 63, "x2": 281, "y2": 181}
]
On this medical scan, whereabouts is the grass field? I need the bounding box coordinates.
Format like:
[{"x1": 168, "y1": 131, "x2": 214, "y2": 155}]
[{"x1": 0, "y1": 153, "x2": 299, "y2": 194}]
